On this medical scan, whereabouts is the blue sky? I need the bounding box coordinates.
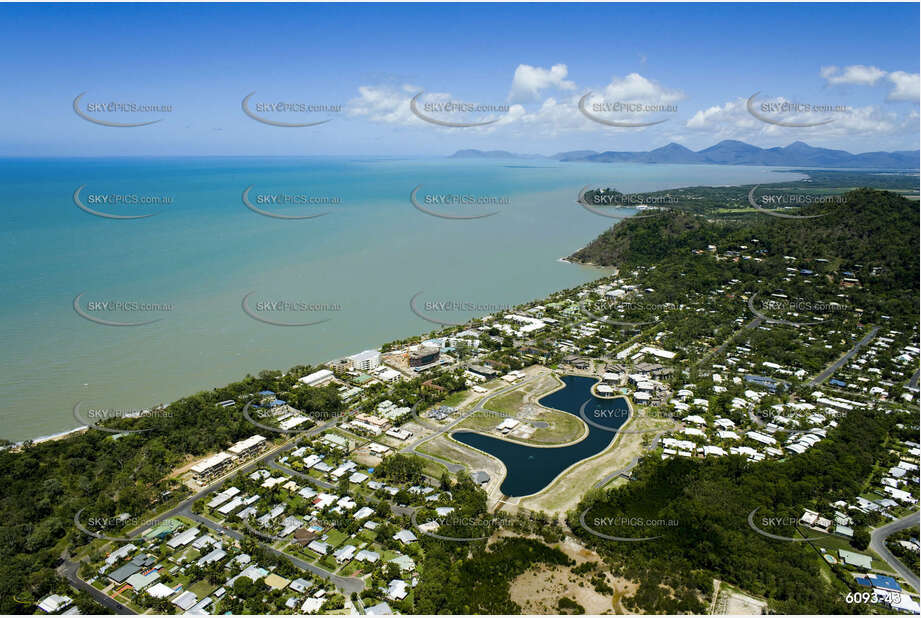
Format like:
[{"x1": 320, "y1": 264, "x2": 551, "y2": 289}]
[{"x1": 1, "y1": 2, "x2": 918, "y2": 156}]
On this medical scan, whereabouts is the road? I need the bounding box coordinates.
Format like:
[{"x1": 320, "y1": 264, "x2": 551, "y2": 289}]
[
  {"x1": 58, "y1": 560, "x2": 135, "y2": 615},
  {"x1": 909, "y1": 369, "x2": 920, "y2": 391},
  {"x1": 67, "y1": 416, "x2": 367, "y2": 605},
  {"x1": 593, "y1": 430, "x2": 667, "y2": 488},
  {"x1": 183, "y1": 511, "x2": 365, "y2": 595},
  {"x1": 149, "y1": 417, "x2": 365, "y2": 594},
  {"x1": 400, "y1": 375, "x2": 541, "y2": 473},
  {"x1": 695, "y1": 316, "x2": 762, "y2": 369},
  {"x1": 869, "y1": 510, "x2": 920, "y2": 592},
  {"x1": 807, "y1": 326, "x2": 879, "y2": 387}
]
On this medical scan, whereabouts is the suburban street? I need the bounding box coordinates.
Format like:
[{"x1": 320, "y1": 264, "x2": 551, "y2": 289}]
[
  {"x1": 808, "y1": 326, "x2": 880, "y2": 387},
  {"x1": 695, "y1": 316, "x2": 763, "y2": 369},
  {"x1": 182, "y1": 511, "x2": 365, "y2": 595},
  {"x1": 869, "y1": 510, "x2": 920, "y2": 593},
  {"x1": 65, "y1": 416, "x2": 368, "y2": 612},
  {"x1": 58, "y1": 560, "x2": 135, "y2": 615}
]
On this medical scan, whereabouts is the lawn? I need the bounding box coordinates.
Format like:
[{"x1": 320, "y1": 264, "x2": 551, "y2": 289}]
[
  {"x1": 457, "y1": 411, "x2": 501, "y2": 433},
  {"x1": 187, "y1": 579, "x2": 217, "y2": 598},
  {"x1": 324, "y1": 529, "x2": 350, "y2": 548},
  {"x1": 807, "y1": 531, "x2": 889, "y2": 571},
  {"x1": 338, "y1": 561, "x2": 362, "y2": 576},
  {"x1": 484, "y1": 389, "x2": 527, "y2": 415},
  {"x1": 441, "y1": 391, "x2": 469, "y2": 408},
  {"x1": 380, "y1": 549, "x2": 400, "y2": 562},
  {"x1": 318, "y1": 555, "x2": 338, "y2": 570}
]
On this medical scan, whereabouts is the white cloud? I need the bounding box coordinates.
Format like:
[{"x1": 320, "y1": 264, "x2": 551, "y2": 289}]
[
  {"x1": 347, "y1": 84, "x2": 421, "y2": 125},
  {"x1": 685, "y1": 96, "x2": 909, "y2": 143},
  {"x1": 508, "y1": 64, "x2": 575, "y2": 103},
  {"x1": 820, "y1": 64, "x2": 887, "y2": 86},
  {"x1": 820, "y1": 65, "x2": 918, "y2": 103},
  {"x1": 347, "y1": 84, "x2": 514, "y2": 133},
  {"x1": 886, "y1": 71, "x2": 920, "y2": 102},
  {"x1": 602, "y1": 73, "x2": 685, "y2": 104}
]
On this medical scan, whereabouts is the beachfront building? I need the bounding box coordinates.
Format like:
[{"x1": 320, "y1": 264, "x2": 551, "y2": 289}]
[
  {"x1": 299, "y1": 369, "x2": 335, "y2": 387},
  {"x1": 409, "y1": 345, "x2": 440, "y2": 367},
  {"x1": 191, "y1": 452, "x2": 235, "y2": 483},
  {"x1": 228, "y1": 435, "x2": 267, "y2": 459},
  {"x1": 349, "y1": 349, "x2": 381, "y2": 371}
]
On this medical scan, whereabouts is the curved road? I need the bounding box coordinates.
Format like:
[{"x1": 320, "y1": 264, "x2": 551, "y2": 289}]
[
  {"x1": 869, "y1": 510, "x2": 920, "y2": 592},
  {"x1": 400, "y1": 375, "x2": 541, "y2": 473},
  {"x1": 58, "y1": 560, "x2": 135, "y2": 615}
]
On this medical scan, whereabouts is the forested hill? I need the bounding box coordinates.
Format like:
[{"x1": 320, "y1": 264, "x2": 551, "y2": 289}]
[{"x1": 569, "y1": 188, "x2": 919, "y2": 291}]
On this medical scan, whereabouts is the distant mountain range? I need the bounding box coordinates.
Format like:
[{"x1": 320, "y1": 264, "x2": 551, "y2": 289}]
[{"x1": 450, "y1": 141, "x2": 920, "y2": 169}]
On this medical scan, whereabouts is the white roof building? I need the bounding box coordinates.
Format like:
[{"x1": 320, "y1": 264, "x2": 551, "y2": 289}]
[
  {"x1": 299, "y1": 369, "x2": 334, "y2": 387},
  {"x1": 746, "y1": 431, "x2": 777, "y2": 445}
]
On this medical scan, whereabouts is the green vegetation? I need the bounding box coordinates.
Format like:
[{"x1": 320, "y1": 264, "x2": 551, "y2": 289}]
[
  {"x1": 375, "y1": 453, "x2": 426, "y2": 485},
  {"x1": 557, "y1": 596, "x2": 586, "y2": 614},
  {"x1": 571, "y1": 407, "x2": 905, "y2": 613},
  {"x1": 413, "y1": 536, "x2": 573, "y2": 613},
  {"x1": 886, "y1": 524, "x2": 920, "y2": 575}
]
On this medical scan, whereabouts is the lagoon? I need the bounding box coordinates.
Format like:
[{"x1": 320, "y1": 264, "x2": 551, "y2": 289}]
[{"x1": 451, "y1": 375, "x2": 630, "y2": 497}]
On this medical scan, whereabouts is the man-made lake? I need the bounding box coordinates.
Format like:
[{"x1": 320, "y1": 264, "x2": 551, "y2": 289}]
[{"x1": 451, "y1": 375, "x2": 629, "y2": 497}]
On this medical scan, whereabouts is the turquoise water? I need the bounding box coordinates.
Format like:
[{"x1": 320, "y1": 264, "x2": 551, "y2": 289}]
[
  {"x1": 0, "y1": 157, "x2": 804, "y2": 441},
  {"x1": 452, "y1": 375, "x2": 629, "y2": 497}
]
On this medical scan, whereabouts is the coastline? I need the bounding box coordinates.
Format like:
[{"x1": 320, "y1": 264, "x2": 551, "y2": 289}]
[
  {"x1": 2, "y1": 425, "x2": 89, "y2": 451},
  {"x1": 2, "y1": 162, "x2": 814, "y2": 443}
]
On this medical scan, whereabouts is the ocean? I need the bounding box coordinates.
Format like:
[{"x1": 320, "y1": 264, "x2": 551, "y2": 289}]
[{"x1": 0, "y1": 157, "x2": 805, "y2": 442}]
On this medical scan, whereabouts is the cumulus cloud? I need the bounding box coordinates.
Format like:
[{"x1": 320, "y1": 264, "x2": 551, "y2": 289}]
[
  {"x1": 601, "y1": 73, "x2": 685, "y2": 104},
  {"x1": 347, "y1": 84, "x2": 514, "y2": 133},
  {"x1": 820, "y1": 64, "x2": 887, "y2": 86},
  {"x1": 820, "y1": 65, "x2": 919, "y2": 103},
  {"x1": 886, "y1": 71, "x2": 920, "y2": 102},
  {"x1": 685, "y1": 95, "x2": 910, "y2": 143},
  {"x1": 508, "y1": 64, "x2": 575, "y2": 103},
  {"x1": 347, "y1": 84, "x2": 421, "y2": 125}
]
